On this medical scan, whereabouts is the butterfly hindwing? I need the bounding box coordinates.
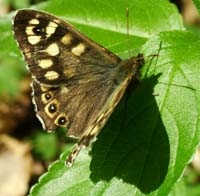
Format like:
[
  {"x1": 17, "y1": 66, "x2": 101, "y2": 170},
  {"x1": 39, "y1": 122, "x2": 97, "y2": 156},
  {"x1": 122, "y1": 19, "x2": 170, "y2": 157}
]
[{"x1": 32, "y1": 69, "x2": 129, "y2": 138}]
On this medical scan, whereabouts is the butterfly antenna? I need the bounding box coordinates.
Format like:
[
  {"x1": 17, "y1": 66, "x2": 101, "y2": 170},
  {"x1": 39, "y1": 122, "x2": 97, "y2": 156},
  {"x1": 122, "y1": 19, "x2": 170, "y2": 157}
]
[{"x1": 126, "y1": 7, "x2": 131, "y2": 58}]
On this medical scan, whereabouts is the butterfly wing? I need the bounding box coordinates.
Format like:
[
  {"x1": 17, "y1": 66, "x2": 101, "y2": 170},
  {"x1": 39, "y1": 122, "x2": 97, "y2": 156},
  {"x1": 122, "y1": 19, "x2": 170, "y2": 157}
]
[
  {"x1": 13, "y1": 9, "x2": 121, "y2": 86},
  {"x1": 31, "y1": 67, "x2": 131, "y2": 138},
  {"x1": 13, "y1": 9, "x2": 141, "y2": 165}
]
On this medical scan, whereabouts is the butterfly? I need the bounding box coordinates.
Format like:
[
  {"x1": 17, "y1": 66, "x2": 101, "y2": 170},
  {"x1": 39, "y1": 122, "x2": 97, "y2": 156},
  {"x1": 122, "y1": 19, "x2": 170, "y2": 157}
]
[{"x1": 12, "y1": 9, "x2": 143, "y2": 166}]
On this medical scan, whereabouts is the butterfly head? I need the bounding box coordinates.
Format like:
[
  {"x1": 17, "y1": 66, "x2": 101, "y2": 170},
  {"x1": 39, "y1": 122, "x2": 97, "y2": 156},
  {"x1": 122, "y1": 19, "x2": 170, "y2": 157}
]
[{"x1": 119, "y1": 53, "x2": 144, "y2": 77}]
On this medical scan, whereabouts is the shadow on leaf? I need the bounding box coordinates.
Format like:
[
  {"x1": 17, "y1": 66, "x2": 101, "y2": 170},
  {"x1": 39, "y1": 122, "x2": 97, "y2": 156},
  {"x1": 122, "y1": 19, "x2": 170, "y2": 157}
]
[{"x1": 90, "y1": 74, "x2": 169, "y2": 194}]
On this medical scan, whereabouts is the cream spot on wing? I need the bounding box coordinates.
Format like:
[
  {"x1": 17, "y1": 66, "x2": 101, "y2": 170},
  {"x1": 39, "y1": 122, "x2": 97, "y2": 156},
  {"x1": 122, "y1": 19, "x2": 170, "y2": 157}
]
[
  {"x1": 24, "y1": 48, "x2": 31, "y2": 58},
  {"x1": 29, "y1": 19, "x2": 39, "y2": 25},
  {"x1": 64, "y1": 66, "x2": 76, "y2": 77},
  {"x1": 38, "y1": 59, "x2": 53, "y2": 69},
  {"x1": 40, "y1": 85, "x2": 49, "y2": 92},
  {"x1": 35, "y1": 14, "x2": 41, "y2": 18},
  {"x1": 45, "y1": 43, "x2": 60, "y2": 56},
  {"x1": 53, "y1": 19, "x2": 60, "y2": 24},
  {"x1": 25, "y1": 26, "x2": 34, "y2": 35},
  {"x1": 71, "y1": 43, "x2": 86, "y2": 56},
  {"x1": 90, "y1": 126, "x2": 99, "y2": 136},
  {"x1": 46, "y1": 22, "x2": 58, "y2": 37},
  {"x1": 41, "y1": 94, "x2": 48, "y2": 104},
  {"x1": 45, "y1": 71, "x2": 59, "y2": 80},
  {"x1": 61, "y1": 34, "x2": 72, "y2": 45},
  {"x1": 28, "y1": 35, "x2": 41, "y2": 45},
  {"x1": 26, "y1": 53, "x2": 31, "y2": 59},
  {"x1": 61, "y1": 87, "x2": 69, "y2": 94}
]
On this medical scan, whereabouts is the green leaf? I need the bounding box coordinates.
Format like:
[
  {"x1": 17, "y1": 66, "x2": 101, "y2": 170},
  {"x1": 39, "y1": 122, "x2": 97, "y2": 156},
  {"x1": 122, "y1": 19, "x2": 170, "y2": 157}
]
[
  {"x1": 0, "y1": 57, "x2": 25, "y2": 96},
  {"x1": 37, "y1": 0, "x2": 184, "y2": 36},
  {"x1": 29, "y1": 149, "x2": 93, "y2": 196},
  {"x1": 30, "y1": 149, "x2": 143, "y2": 196},
  {"x1": 171, "y1": 175, "x2": 200, "y2": 196},
  {"x1": 3, "y1": 0, "x2": 31, "y2": 9},
  {"x1": 30, "y1": 131, "x2": 59, "y2": 160},
  {"x1": 2, "y1": 0, "x2": 199, "y2": 195},
  {"x1": 140, "y1": 31, "x2": 200, "y2": 195},
  {"x1": 193, "y1": 0, "x2": 200, "y2": 13},
  {"x1": 0, "y1": 15, "x2": 26, "y2": 97},
  {"x1": 171, "y1": 178, "x2": 187, "y2": 196}
]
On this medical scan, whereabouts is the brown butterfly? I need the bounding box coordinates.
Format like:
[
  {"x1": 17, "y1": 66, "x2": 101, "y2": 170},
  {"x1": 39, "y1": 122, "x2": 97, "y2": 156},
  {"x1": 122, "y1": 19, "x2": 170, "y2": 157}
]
[{"x1": 13, "y1": 9, "x2": 143, "y2": 166}]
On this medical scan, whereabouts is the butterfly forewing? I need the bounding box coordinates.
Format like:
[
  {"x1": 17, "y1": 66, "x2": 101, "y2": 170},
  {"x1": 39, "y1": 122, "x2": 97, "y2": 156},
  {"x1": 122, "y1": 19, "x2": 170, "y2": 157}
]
[
  {"x1": 13, "y1": 9, "x2": 142, "y2": 165},
  {"x1": 13, "y1": 9, "x2": 121, "y2": 86}
]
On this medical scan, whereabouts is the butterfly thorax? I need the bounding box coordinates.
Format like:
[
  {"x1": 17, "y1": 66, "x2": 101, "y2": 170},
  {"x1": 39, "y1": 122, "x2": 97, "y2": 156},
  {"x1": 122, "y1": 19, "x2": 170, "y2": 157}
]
[{"x1": 119, "y1": 54, "x2": 143, "y2": 79}]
